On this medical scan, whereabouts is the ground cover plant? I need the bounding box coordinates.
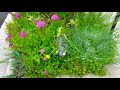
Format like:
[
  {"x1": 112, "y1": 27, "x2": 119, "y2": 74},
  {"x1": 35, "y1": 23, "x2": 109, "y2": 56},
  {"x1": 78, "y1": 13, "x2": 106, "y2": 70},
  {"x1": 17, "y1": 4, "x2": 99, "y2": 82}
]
[{"x1": 5, "y1": 12, "x2": 117, "y2": 78}]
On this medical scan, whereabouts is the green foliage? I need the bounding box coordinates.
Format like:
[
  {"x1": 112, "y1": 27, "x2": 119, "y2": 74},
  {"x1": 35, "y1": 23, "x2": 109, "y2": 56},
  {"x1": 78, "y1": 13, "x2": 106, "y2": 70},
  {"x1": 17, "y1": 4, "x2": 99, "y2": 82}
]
[
  {"x1": 3, "y1": 75, "x2": 17, "y2": 78},
  {"x1": 63, "y1": 12, "x2": 117, "y2": 76},
  {"x1": 6, "y1": 12, "x2": 117, "y2": 78},
  {"x1": 10, "y1": 51, "x2": 25, "y2": 78}
]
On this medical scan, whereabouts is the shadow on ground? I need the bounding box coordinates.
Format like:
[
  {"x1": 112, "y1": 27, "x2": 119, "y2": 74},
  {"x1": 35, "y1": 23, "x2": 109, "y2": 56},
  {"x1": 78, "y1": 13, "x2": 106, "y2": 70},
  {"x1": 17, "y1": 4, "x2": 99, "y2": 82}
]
[{"x1": 0, "y1": 12, "x2": 8, "y2": 28}]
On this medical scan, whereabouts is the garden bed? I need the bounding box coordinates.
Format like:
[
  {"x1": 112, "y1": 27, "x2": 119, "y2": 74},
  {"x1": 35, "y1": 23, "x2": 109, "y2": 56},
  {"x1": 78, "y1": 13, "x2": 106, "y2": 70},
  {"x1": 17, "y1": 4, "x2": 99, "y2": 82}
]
[{"x1": 4, "y1": 12, "x2": 118, "y2": 78}]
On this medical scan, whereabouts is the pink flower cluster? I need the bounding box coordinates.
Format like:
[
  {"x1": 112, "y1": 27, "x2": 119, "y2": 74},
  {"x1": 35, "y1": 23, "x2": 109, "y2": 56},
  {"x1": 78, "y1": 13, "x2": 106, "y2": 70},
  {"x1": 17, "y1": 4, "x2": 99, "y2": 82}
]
[
  {"x1": 40, "y1": 48, "x2": 47, "y2": 61},
  {"x1": 20, "y1": 31, "x2": 26, "y2": 38},
  {"x1": 7, "y1": 34, "x2": 13, "y2": 47},
  {"x1": 40, "y1": 48, "x2": 45, "y2": 53},
  {"x1": 9, "y1": 43, "x2": 13, "y2": 47},
  {"x1": 7, "y1": 34, "x2": 12, "y2": 39},
  {"x1": 36, "y1": 13, "x2": 59, "y2": 29},
  {"x1": 51, "y1": 14, "x2": 59, "y2": 21},
  {"x1": 15, "y1": 13, "x2": 21, "y2": 18},
  {"x1": 36, "y1": 21, "x2": 46, "y2": 29},
  {"x1": 44, "y1": 70, "x2": 49, "y2": 75}
]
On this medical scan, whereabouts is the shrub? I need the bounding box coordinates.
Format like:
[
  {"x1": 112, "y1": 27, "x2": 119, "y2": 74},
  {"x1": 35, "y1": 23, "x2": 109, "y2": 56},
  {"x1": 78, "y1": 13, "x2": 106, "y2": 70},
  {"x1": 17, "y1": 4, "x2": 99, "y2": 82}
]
[{"x1": 6, "y1": 12, "x2": 117, "y2": 78}]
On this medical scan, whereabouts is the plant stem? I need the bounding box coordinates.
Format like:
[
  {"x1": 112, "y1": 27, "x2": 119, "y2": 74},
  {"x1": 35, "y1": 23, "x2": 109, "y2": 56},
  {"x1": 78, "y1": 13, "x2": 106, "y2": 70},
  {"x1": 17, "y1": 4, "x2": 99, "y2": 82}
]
[{"x1": 63, "y1": 34, "x2": 78, "y2": 50}]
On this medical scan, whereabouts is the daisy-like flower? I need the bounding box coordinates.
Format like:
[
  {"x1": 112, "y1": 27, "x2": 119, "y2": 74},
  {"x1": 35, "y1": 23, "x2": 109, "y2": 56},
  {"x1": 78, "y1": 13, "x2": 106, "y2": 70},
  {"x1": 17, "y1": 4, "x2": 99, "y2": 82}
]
[
  {"x1": 20, "y1": 31, "x2": 26, "y2": 38},
  {"x1": 51, "y1": 14, "x2": 59, "y2": 21},
  {"x1": 40, "y1": 48, "x2": 45, "y2": 53},
  {"x1": 7, "y1": 34, "x2": 12, "y2": 39},
  {"x1": 44, "y1": 70, "x2": 48, "y2": 75},
  {"x1": 43, "y1": 57, "x2": 47, "y2": 61},
  {"x1": 45, "y1": 55, "x2": 50, "y2": 59},
  {"x1": 36, "y1": 21, "x2": 46, "y2": 29},
  {"x1": 15, "y1": 13, "x2": 21, "y2": 18}
]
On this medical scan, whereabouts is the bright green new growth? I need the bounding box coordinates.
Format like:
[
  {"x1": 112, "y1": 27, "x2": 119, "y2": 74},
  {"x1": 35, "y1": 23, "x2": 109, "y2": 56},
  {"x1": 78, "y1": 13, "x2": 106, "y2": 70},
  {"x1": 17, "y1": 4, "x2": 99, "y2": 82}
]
[{"x1": 6, "y1": 12, "x2": 117, "y2": 78}]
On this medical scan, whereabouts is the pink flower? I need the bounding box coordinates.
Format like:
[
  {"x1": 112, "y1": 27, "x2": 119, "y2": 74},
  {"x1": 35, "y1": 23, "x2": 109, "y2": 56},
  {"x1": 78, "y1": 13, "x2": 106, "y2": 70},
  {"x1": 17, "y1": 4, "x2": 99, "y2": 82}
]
[
  {"x1": 43, "y1": 57, "x2": 47, "y2": 61},
  {"x1": 20, "y1": 31, "x2": 26, "y2": 38},
  {"x1": 15, "y1": 13, "x2": 21, "y2": 18},
  {"x1": 9, "y1": 43, "x2": 13, "y2": 47},
  {"x1": 40, "y1": 48, "x2": 45, "y2": 53},
  {"x1": 51, "y1": 14, "x2": 59, "y2": 21},
  {"x1": 8, "y1": 34, "x2": 12, "y2": 39},
  {"x1": 36, "y1": 21, "x2": 46, "y2": 29},
  {"x1": 44, "y1": 70, "x2": 48, "y2": 75}
]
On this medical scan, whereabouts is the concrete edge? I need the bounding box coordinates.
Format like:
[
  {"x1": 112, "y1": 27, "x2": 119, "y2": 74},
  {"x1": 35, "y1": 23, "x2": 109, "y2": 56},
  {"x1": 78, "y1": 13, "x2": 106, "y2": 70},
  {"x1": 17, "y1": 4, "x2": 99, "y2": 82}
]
[{"x1": 1, "y1": 13, "x2": 14, "y2": 77}]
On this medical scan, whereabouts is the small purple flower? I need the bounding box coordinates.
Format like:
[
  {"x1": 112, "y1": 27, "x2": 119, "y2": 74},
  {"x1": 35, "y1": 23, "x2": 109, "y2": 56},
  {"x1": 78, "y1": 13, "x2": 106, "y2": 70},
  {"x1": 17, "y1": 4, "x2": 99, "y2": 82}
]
[
  {"x1": 20, "y1": 31, "x2": 26, "y2": 38},
  {"x1": 43, "y1": 57, "x2": 47, "y2": 61},
  {"x1": 9, "y1": 43, "x2": 13, "y2": 47},
  {"x1": 15, "y1": 13, "x2": 21, "y2": 18},
  {"x1": 40, "y1": 48, "x2": 45, "y2": 53},
  {"x1": 8, "y1": 34, "x2": 12, "y2": 39},
  {"x1": 44, "y1": 70, "x2": 48, "y2": 75},
  {"x1": 51, "y1": 14, "x2": 59, "y2": 21},
  {"x1": 36, "y1": 21, "x2": 46, "y2": 29}
]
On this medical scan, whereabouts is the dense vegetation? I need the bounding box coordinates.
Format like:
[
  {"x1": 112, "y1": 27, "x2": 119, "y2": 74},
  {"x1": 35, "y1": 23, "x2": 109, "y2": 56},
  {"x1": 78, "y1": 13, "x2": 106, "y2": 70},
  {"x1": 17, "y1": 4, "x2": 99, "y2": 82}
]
[{"x1": 5, "y1": 12, "x2": 117, "y2": 78}]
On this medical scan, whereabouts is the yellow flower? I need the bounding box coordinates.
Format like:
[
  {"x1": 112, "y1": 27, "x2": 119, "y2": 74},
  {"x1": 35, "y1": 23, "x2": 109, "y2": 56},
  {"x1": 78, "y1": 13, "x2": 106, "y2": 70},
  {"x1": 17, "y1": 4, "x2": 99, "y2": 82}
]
[{"x1": 45, "y1": 55, "x2": 50, "y2": 59}]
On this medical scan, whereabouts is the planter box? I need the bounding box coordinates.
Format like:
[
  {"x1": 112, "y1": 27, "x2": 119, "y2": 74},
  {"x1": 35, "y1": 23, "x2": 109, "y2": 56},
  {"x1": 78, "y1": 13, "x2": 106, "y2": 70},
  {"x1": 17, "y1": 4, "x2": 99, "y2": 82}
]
[{"x1": 1, "y1": 12, "x2": 119, "y2": 78}]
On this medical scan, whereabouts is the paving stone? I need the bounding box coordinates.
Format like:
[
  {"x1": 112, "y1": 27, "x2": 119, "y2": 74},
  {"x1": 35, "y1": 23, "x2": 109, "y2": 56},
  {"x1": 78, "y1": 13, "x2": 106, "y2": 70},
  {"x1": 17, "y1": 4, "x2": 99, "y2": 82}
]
[
  {"x1": 4, "y1": 59, "x2": 13, "y2": 76},
  {"x1": 0, "y1": 13, "x2": 12, "y2": 77},
  {"x1": 0, "y1": 62, "x2": 8, "y2": 78}
]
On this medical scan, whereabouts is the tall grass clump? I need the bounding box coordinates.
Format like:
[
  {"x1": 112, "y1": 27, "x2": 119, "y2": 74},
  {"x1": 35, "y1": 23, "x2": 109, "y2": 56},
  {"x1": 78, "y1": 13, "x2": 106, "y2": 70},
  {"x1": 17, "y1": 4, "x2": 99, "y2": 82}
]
[{"x1": 63, "y1": 12, "x2": 117, "y2": 76}]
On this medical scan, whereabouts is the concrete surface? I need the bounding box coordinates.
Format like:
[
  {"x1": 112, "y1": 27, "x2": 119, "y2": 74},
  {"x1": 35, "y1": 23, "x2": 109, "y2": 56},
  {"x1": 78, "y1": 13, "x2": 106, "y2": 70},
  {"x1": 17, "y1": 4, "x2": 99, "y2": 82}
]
[
  {"x1": 0, "y1": 12, "x2": 8, "y2": 27},
  {"x1": 0, "y1": 13, "x2": 13, "y2": 78}
]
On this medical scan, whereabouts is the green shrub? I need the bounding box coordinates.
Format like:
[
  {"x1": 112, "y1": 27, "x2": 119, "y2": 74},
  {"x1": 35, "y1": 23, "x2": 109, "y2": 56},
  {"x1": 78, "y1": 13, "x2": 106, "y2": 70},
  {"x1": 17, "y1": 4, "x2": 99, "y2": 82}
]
[{"x1": 6, "y1": 12, "x2": 117, "y2": 78}]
